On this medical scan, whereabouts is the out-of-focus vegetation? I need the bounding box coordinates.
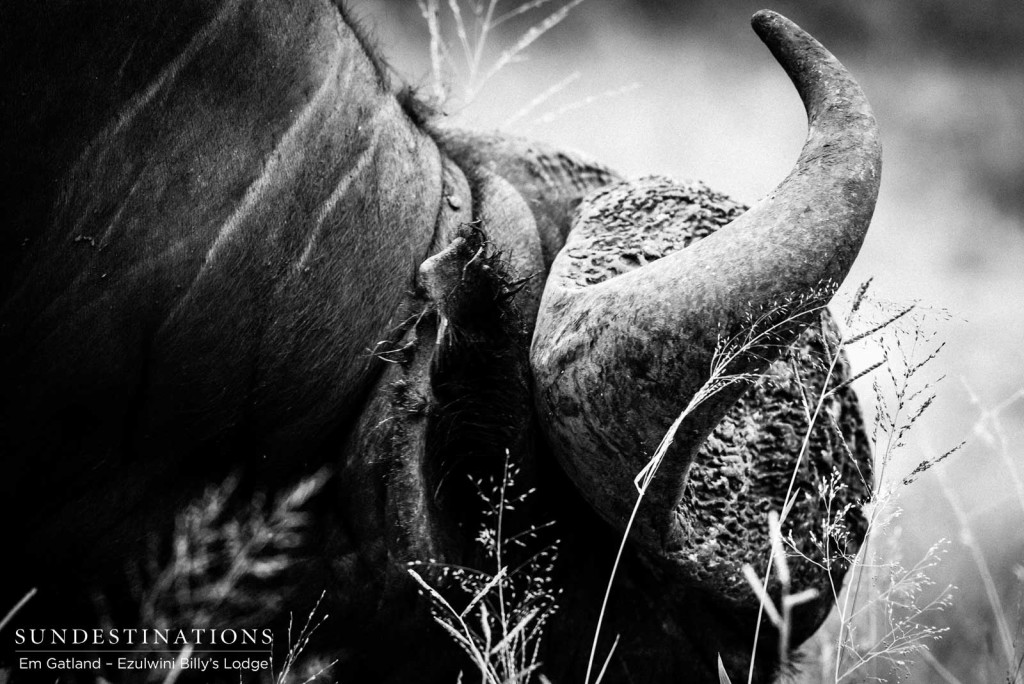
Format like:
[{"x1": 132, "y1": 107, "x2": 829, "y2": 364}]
[
  {"x1": 631, "y1": 0, "x2": 1024, "y2": 66},
  {"x1": 356, "y1": 0, "x2": 1024, "y2": 681},
  {"x1": 364, "y1": 0, "x2": 1024, "y2": 63}
]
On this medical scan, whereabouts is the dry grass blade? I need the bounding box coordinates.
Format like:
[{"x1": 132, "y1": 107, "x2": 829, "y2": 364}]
[
  {"x1": 493, "y1": 0, "x2": 561, "y2": 26},
  {"x1": 423, "y1": 0, "x2": 589, "y2": 108},
  {"x1": 417, "y1": 0, "x2": 448, "y2": 102},
  {"x1": 587, "y1": 326, "x2": 771, "y2": 682},
  {"x1": 436, "y1": 616, "x2": 482, "y2": 655},
  {"x1": 738, "y1": 288, "x2": 961, "y2": 683},
  {"x1": 472, "y1": 0, "x2": 586, "y2": 101},
  {"x1": 293, "y1": 658, "x2": 340, "y2": 684},
  {"x1": 276, "y1": 590, "x2": 332, "y2": 684},
  {"x1": 0, "y1": 588, "x2": 37, "y2": 633},
  {"x1": 936, "y1": 467, "x2": 1017, "y2": 677},
  {"x1": 408, "y1": 450, "x2": 558, "y2": 683},
  {"x1": 586, "y1": 291, "x2": 839, "y2": 684},
  {"x1": 718, "y1": 654, "x2": 734, "y2": 683},
  {"x1": 963, "y1": 381, "x2": 1024, "y2": 514},
  {"x1": 743, "y1": 509, "x2": 819, "y2": 673},
  {"x1": 488, "y1": 607, "x2": 540, "y2": 656},
  {"x1": 844, "y1": 303, "x2": 915, "y2": 345},
  {"x1": 900, "y1": 440, "x2": 965, "y2": 486},
  {"x1": 521, "y1": 82, "x2": 641, "y2": 131},
  {"x1": 410, "y1": 568, "x2": 464, "y2": 620},
  {"x1": 160, "y1": 643, "x2": 192, "y2": 684},
  {"x1": 446, "y1": 0, "x2": 476, "y2": 77},
  {"x1": 784, "y1": 589, "x2": 819, "y2": 610},
  {"x1": 742, "y1": 564, "x2": 782, "y2": 627},
  {"x1": 844, "y1": 278, "x2": 873, "y2": 327},
  {"x1": 463, "y1": 567, "x2": 510, "y2": 618},
  {"x1": 825, "y1": 357, "x2": 885, "y2": 397},
  {"x1": 502, "y1": 71, "x2": 580, "y2": 128},
  {"x1": 769, "y1": 512, "x2": 789, "y2": 587},
  {"x1": 592, "y1": 634, "x2": 620, "y2": 684}
]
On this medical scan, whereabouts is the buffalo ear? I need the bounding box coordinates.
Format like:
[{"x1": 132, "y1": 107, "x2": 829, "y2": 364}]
[
  {"x1": 433, "y1": 128, "x2": 620, "y2": 268},
  {"x1": 531, "y1": 10, "x2": 880, "y2": 551}
]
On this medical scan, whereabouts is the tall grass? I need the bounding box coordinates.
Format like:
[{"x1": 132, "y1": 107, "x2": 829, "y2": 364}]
[
  {"x1": 135, "y1": 471, "x2": 334, "y2": 684},
  {"x1": 578, "y1": 282, "x2": 963, "y2": 684},
  {"x1": 788, "y1": 293, "x2": 961, "y2": 683},
  {"x1": 408, "y1": 451, "x2": 560, "y2": 684},
  {"x1": 405, "y1": 268, "x2": 971, "y2": 684},
  {"x1": 921, "y1": 383, "x2": 1024, "y2": 684},
  {"x1": 415, "y1": 0, "x2": 586, "y2": 108},
  {"x1": 796, "y1": 382, "x2": 1024, "y2": 684},
  {"x1": 137, "y1": 470, "x2": 329, "y2": 633},
  {"x1": 408, "y1": 5, "x2": 978, "y2": 683},
  {"x1": 584, "y1": 286, "x2": 843, "y2": 684}
]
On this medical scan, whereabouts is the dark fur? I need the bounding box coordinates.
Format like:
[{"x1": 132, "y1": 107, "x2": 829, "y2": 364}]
[
  {"x1": 0, "y1": 3, "x2": 864, "y2": 684},
  {"x1": 1, "y1": 0, "x2": 440, "y2": 612}
]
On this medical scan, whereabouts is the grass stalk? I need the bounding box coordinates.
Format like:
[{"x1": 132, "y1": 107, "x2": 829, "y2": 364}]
[
  {"x1": 0, "y1": 588, "x2": 37, "y2": 634},
  {"x1": 936, "y1": 467, "x2": 1017, "y2": 678}
]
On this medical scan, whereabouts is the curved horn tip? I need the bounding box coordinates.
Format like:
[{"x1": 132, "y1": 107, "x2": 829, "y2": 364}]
[
  {"x1": 750, "y1": 10, "x2": 809, "y2": 46},
  {"x1": 750, "y1": 9, "x2": 787, "y2": 33},
  {"x1": 748, "y1": 9, "x2": 879, "y2": 133}
]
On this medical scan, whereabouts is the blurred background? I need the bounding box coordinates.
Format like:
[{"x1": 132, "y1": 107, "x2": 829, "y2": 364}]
[{"x1": 354, "y1": 1, "x2": 1024, "y2": 680}]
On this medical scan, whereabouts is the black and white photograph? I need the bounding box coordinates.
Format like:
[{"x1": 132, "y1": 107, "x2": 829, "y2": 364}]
[{"x1": 2, "y1": 1, "x2": 1022, "y2": 682}]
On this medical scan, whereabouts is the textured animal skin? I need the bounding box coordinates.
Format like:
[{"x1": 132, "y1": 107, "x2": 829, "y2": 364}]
[{"x1": 0, "y1": 2, "x2": 879, "y2": 682}]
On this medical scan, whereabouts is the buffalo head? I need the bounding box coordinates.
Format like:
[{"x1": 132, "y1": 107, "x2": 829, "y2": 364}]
[{"x1": 0, "y1": 2, "x2": 878, "y2": 683}]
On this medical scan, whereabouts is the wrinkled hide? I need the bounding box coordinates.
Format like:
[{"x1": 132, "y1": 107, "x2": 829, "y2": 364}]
[
  {"x1": 2, "y1": 0, "x2": 442, "y2": 577},
  {"x1": 0, "y1": 2, "x2": 879, "y2": 683}
]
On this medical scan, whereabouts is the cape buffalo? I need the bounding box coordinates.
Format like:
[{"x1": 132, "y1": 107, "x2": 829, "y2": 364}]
[{"x1": 0, "y1": 1, "x2": 879, "y2": 682}]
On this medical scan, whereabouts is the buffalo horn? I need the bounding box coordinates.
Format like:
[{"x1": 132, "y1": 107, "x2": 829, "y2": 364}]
[{"x1": 530, "y1": 10, "x2": 881, "y2": 551}]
